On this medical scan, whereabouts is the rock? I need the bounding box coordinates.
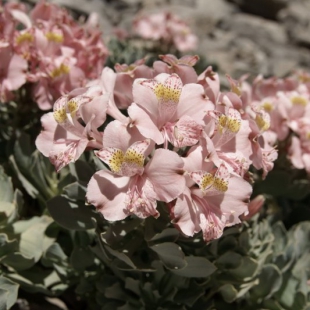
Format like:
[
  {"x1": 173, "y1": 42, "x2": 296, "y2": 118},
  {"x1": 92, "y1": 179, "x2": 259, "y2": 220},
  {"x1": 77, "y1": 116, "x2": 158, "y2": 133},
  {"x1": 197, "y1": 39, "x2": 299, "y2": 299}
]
[
  {"x1": 279, "y1": 2, "x2": 310, "y2": 47},
  {"x1": 227, "y1": 0, "x2": 288, "y2": 20},
  {"x1": 221, "y1": 13, "x2": 288, "y2": 46}
]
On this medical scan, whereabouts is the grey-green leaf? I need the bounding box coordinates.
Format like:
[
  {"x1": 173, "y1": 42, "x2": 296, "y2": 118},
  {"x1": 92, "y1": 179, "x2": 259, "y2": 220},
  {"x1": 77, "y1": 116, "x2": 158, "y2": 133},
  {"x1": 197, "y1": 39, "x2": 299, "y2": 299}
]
[
  {"x1": 150, "y1": 243, "x2": 186, "y2": 270},
  {"x1": 0, "y1": 276, "x2": 19, "y2": 310},
  {"x1": 171, "y1": 256, "x2": 216, "y2": 278}
]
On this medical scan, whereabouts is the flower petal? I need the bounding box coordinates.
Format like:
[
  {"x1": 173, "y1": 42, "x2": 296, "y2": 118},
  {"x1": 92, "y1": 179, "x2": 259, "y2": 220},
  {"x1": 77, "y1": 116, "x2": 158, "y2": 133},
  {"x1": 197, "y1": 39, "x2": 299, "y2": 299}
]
[
  {"x1": 86, "y1": 170, "x2": 130, "y2": 221},
  {"x1": 145, "y1": 149, "x2": 185, "y2": 202}
]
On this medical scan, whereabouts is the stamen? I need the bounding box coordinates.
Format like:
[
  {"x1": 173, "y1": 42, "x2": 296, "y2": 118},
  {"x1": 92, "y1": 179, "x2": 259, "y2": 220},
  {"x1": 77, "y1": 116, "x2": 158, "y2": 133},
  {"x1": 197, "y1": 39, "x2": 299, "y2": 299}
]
[
  {"x1": 213, "y1": 177, "x2": 228, "y2": 192},
  {"x1": 45, "y1": 32, "x2": 64, "y2": 43},
  {"x1": 291, "y1": 96, "x2": 308, "y2": 107},
  {"x1": 16, "y1": 33, "x2": 34, "y2": 45},
  {"x1": 255, "y1": 114, "x2": 270, "y2": 131},
  {"x1": 53, "y1": 107, "x2": 67, "y2": 123},
  {"x1": 109, "y1": 150, "x2": 124, "y2": 173},
  {"x1": 154, "y1": 84, "x2": 181, "y2": 103},
  {"x1": 50, "y1": 64, "x2": 70, "y2": 78}
]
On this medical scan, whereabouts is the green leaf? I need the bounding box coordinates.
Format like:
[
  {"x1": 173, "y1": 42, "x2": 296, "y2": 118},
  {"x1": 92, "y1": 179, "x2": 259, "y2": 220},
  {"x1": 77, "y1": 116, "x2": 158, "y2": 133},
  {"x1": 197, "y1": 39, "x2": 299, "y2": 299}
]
[
  {"x1": 217, "y1": 236, "x2": 238, "y2": 255},
  {"x1": 174, "y1": 281, "x2": 205, "y2": 306},
  {"x1": 277, "y1": 274, "x2": 299, "y2": 308},
  {"x1": 124, "y1": 278, "x2": 140, "y2": 296},
  {"x1": 262, "y1": 299, "x2": 285, "y2": 310},
  {"x1": 150, "y1": 243, "x2": 186, "y2": 270},
  {"x1": 219, "y1": 283, "x2": 238, "y2": 303},
  {"x1": 0, "y1": 202, "x2": 15, "y2": 226},
  {"x1": 105, "y1": 282, "x2": 128, "y2": 301},
  {"x1": 19, "y1": 216, "x2": 53, "y2": 261},
  {"x1": 70, "y1": 160, "x2": 95, "y2": 183},
  {"x1": 70, "y1": 246, "x2": 95, "y2": 271},
  {"x1": 147, "y1": 228, "x2": 179, "y2": 244},
  {"x1": 0, "y1": 233, "x2": 18, "y2": 258},
  {"x1": 62, "y1": 182, "x2": 87, "y2": 202},
  {"x1": 171, "y1": 256, "x2": 216, "y2": 278},
  {"x1": 0, "y1": 276, "x2": 19, "y2": 310},
  {"x1": 47, "y1": 196, "x2": 97, "y2": 230},
  {"x1": 101, "y1": 218, "x2": 141, "y2": 246},
  {"x1": 104, "y1": 245, "x2": 137, "y2": 270},
  {"x1": 10, "y1": 154, "x2": 41, "y2": 202},
  {"x1": 228, "y1": 257, "x2": 259, "y2": 279},
  {"x1": 251, "y1": 264, "x2": 282, "y2": 299},
  {"x1": 7, "y1": 268, "x2": 64, "y2": 295},
  {"x1": 9, "y1": 134, "x2": 58, "y2": 203},
  {"x1": 0, "y1": 166, "x2": 14, "y2": 203},
  {"x1": 216, "y1": 252, "x2": 243, "y2": 270},
  {"x1": 43, "y1": 243, "x2": 68, "y2": 264},
  {"x1": 291, "y1": 291, "x2": 307, "y2": 310},
  {"x1": 1, "y1": 253, "x2": 35, "y2": 271}
]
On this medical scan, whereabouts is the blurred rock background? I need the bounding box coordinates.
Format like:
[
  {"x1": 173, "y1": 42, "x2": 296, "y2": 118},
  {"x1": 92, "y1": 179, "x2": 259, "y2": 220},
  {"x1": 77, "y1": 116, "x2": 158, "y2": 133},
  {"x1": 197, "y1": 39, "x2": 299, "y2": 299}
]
[{"x1": 23, "y1": 0, "x2": 310, "y2": 79}]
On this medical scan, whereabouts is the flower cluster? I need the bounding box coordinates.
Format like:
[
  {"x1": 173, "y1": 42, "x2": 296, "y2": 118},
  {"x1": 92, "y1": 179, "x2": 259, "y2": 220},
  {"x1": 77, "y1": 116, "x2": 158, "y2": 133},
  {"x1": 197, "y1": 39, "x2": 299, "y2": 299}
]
[
  {"x1": 36, "y1": 54, "x2": 277, "y2": 242},
  {"x1": 133, "y1": 12, "x2": 198, "y2": 52},
  {"x1": 0, "y1": 0, "x2": 108, "y2": 109},
  {"x1": 242, "y1": 72, "x2": 310, "y2": 173}
]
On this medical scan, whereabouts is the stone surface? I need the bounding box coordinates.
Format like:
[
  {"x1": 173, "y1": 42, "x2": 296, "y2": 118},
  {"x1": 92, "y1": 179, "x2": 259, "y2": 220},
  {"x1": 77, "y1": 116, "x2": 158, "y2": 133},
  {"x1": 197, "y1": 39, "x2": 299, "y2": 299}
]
[{"x1": 227, "y1": 0, "x2": 288, "y2": 20}]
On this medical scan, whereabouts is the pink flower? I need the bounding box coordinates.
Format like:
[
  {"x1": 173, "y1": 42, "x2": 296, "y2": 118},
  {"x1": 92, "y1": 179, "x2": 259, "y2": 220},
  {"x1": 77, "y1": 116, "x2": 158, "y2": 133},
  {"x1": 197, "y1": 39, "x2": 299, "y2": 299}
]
[
  {"x1": 133, "y1": 11, "x2": 198, "y2": 52},
  {"x1": 87, "y1": 132, "x2": 186, "y2": 220},
  {"x1": 129, "y1": 73, "x2": 212, "y2": 147},
  {"x1": 197, "y1": 66, "x2": 220, "y2": 104},
  {"x1": 0, "y1": 44, "x2": 27, "y2": 101},
  {"x1": 240, "y1": 195, "x2": 265, "y2": 221},
  {"x1": 114, "y1": 58, "x2": 153, "y2": 109},
  {"x1": 171, "y1": 156, "x2": 251, "y2": 241},
  {"x1": 154, "y1": 54, "x2": 199, "y2": 84},
  {"x1": 167, "y1": 15, "x2": 198, "y2": 52},
  {"x1": 288, "y1": 117, "x2": 310, "y2": 172},
  {"x1": 1, "y1": 0, "x2": 109, "y2": 109},
  {"x1": 36, "y1": 87, "x2": 109, "y2": 171},
  {"x1": 133, "y1": 12, "x2": 168, "y2": 41}
]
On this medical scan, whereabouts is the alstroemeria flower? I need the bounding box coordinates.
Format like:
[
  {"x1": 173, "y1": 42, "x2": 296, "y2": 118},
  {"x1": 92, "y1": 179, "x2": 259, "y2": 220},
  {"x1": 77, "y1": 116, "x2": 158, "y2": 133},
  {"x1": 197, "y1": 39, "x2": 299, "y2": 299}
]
[
  {"x1": 169, "y1": 142, "x2": 252, "y2": 242},
  {"x1": 36, "y1": 88, "x2": 109, "y2": 171},
  {"x1": 171, "y1": 163, "x2": 251, "y2": 242},
  {"x1": 114, "y1": 58, "x2": 153, "y2": 109},
  {"x1": 288, "y1": 117, "x2": 310, "y2": 172},
  {"x1": 0, "y1": 44, "x2": 27, "y2": 101},
  {"x1": 87, "y1": 144, "x2": 186, "y2": 221},
  {"x1": 153, "y1": 54, "x2": 199, "y2": 84},
  {"x1": 129, "y1": 73, "x2": 213, "y2": 147}
]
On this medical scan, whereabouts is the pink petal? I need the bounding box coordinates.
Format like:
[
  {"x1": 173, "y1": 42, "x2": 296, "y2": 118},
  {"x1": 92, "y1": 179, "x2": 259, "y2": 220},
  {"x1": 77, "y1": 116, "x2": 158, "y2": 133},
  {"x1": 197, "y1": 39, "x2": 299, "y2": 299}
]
[
  {"x1": 133, "y1": 78, "x2": 159, "y2": 118},
  {"x1": 177, "y1": 83, "x2": 213, "y2": 120},
  {"x1": 80, "y1": 94, "x2": 109, "y2": 129},
  {"x1": 166, "y1": 115, "x2": 203, "y2": 147},
  {"x1": 6, "y1": 54, "x2": 27, "y2": 90},
  {"x1": 288, "y1": 136, "x2": 304, "y2": 169},
  {"x1": 145, "y1": 149, "x2": 185, "y2": 202},
  {"x1": 207, "y1": 175, "x2": 252, "y2": 226},
  {"x1": 35, "y1": 112, "x2": 58, "y2": 157},
  {"x1": 171, "y1": 187, "x2": 199, "y2": 236},
  {"x1": 102, "y1": 120, "x2": 132, "y2": 150},
  {"x1": 128, "y1": 103, "x2": 164, "y2": 145},
  {"x1": 49, "y1": 138, "x2": 89, "y2": 172},
  {"x1": 198, "y1": 209, "x2": 225, "y2": 242},
  {"x1": 86, "y1": 171, "x2": 130, "y2": 221},
  {"x1": 96, "y1": 147, "x2": 124, "y2": 173},
  {"x1": 10, "y1": 9, "x2": 32, "y2": 28},
  {"x1": 125, "y1": 177, "x2": 159, "y2": 218}
]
